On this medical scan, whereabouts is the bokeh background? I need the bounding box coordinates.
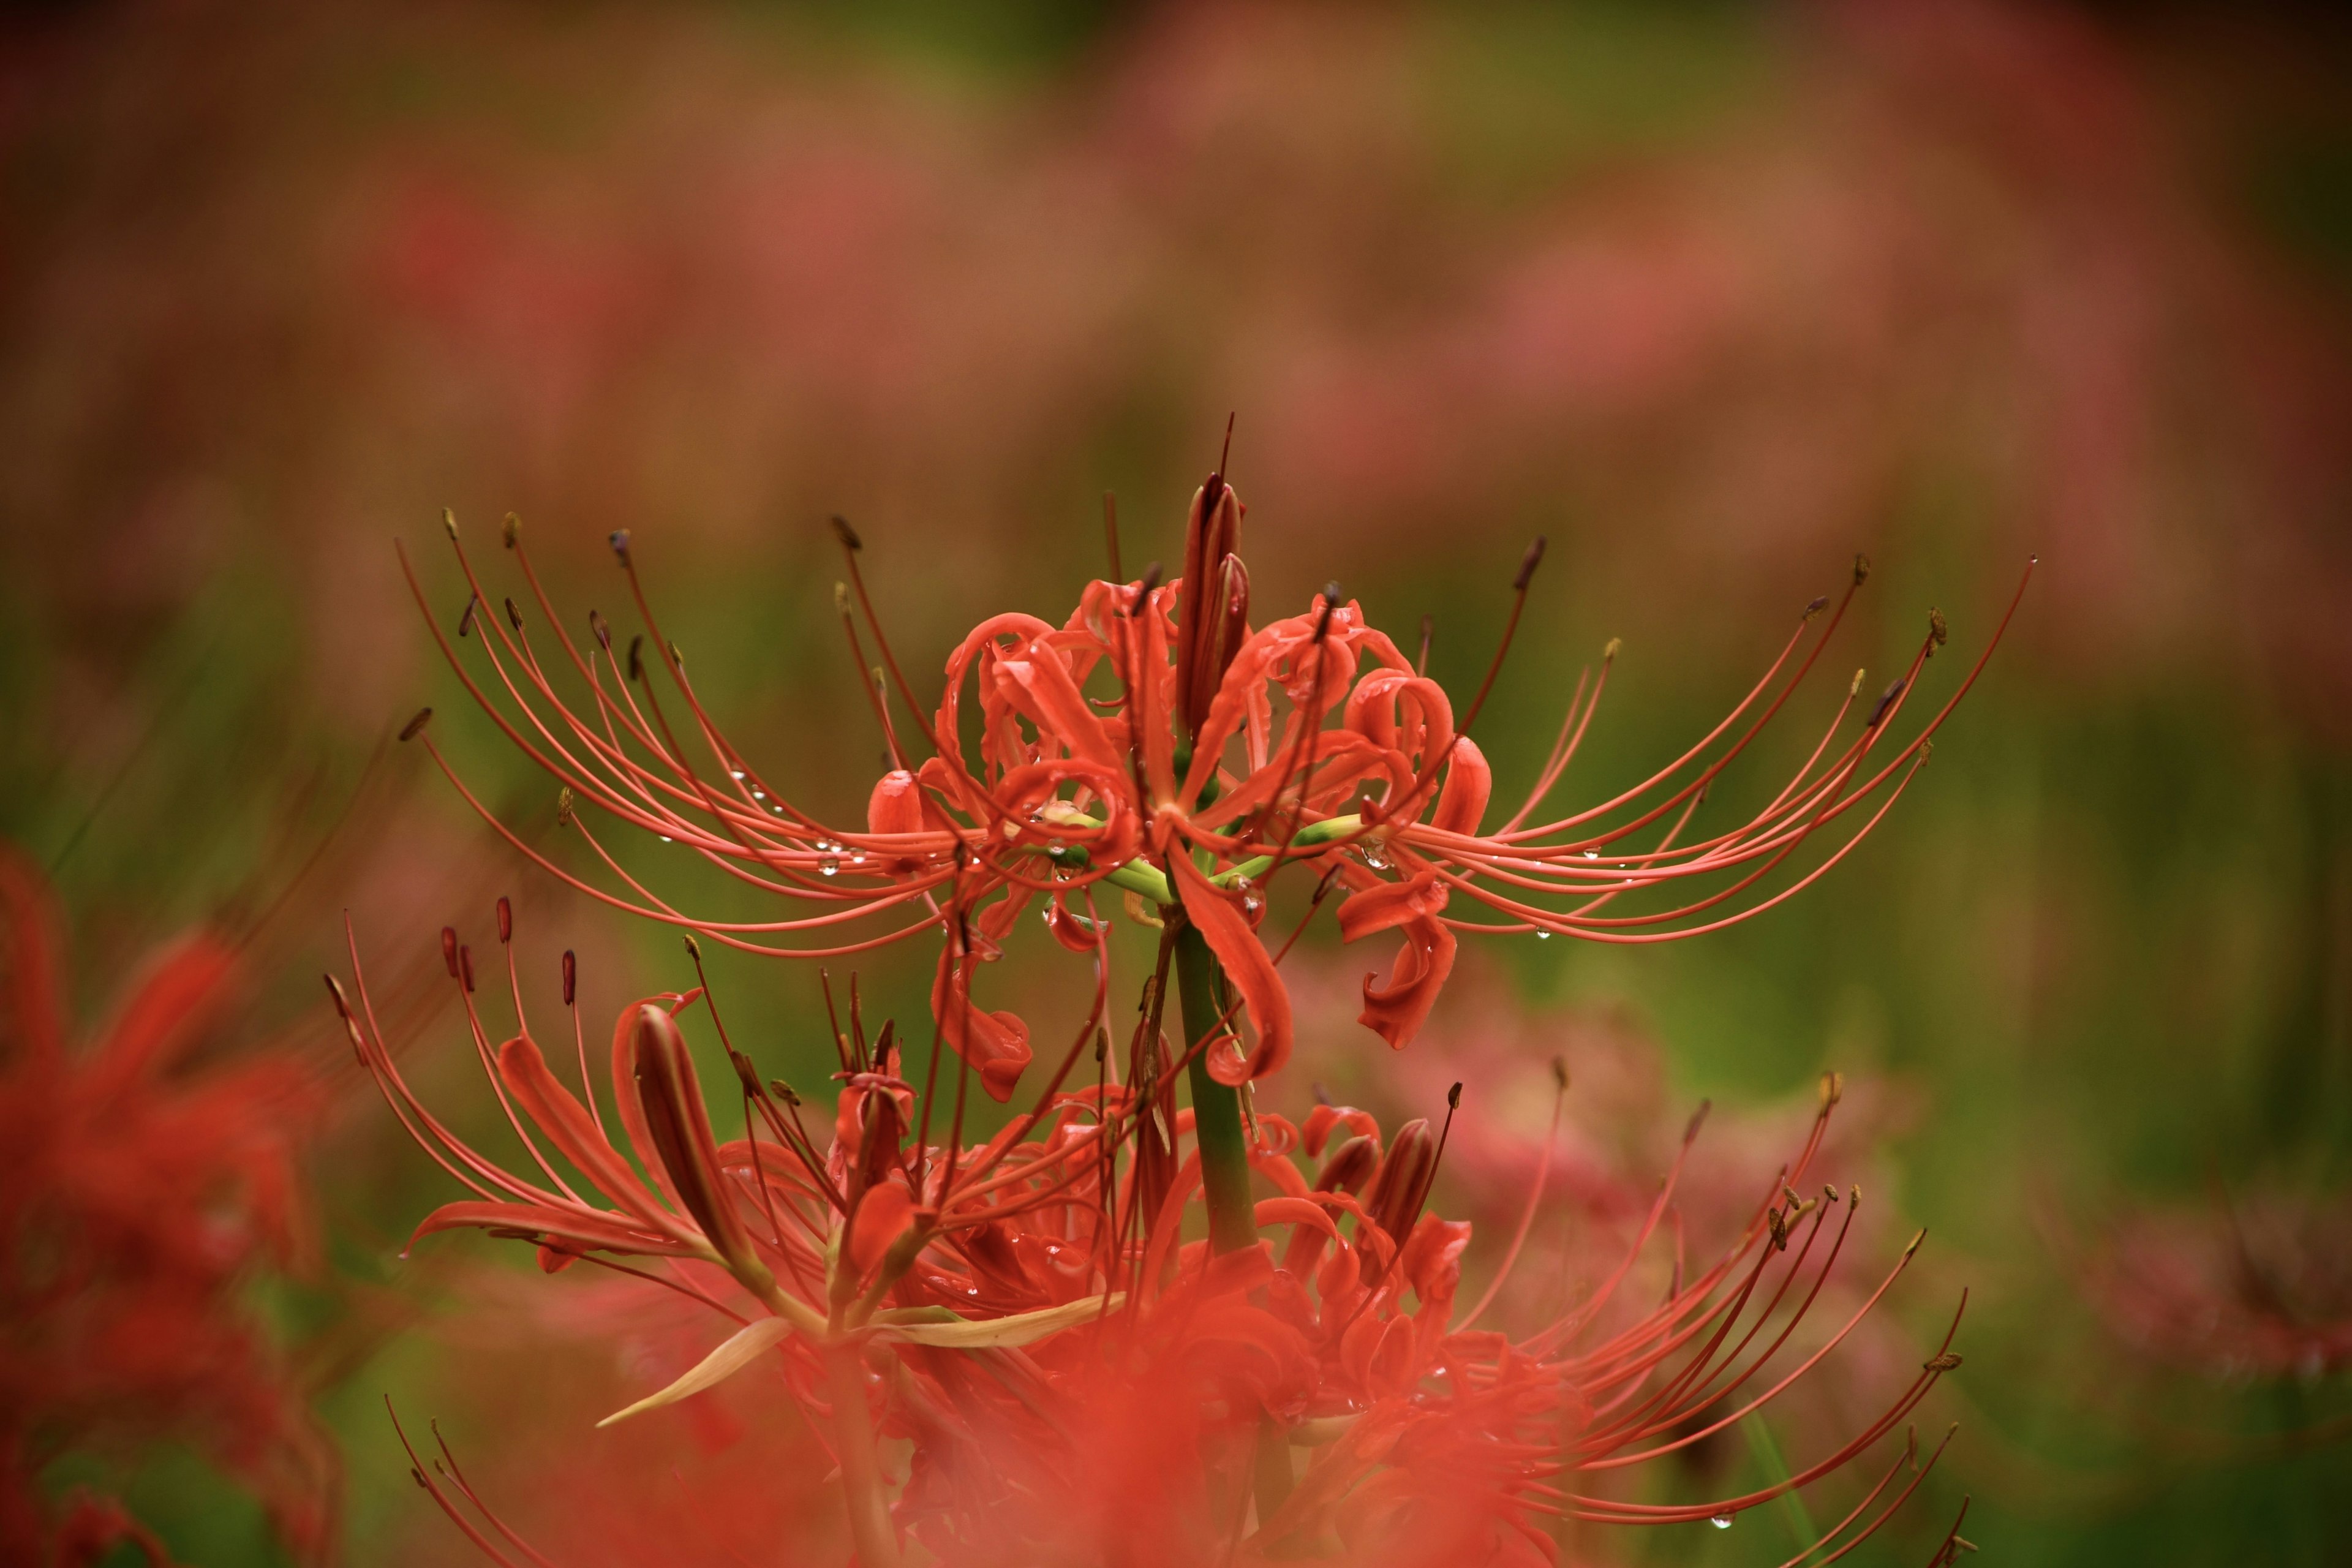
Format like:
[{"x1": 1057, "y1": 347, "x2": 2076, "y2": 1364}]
[{"x1": 4, "y1": 1, "x2": 2350, "y2": 1562}]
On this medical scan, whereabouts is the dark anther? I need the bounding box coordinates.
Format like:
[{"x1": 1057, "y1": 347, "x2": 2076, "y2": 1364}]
[
  {"x1": 1314, "y1": 582, "x2": 1342, "y2": 643},
  {"x1": 1805, "y1": 594, "x2": 1830, "y2": 617},
  {"x1": 1447, "y1": 1081, "x2": 1463, "y2": 1110},
  {"x1": 456, "y1": 595, "x2": 479, "y2": 638},
  {"x1": 399, "y1": 707, "x2": 433, "y2": 742},
  {"x1": 1683, "y1": 1099, "x2": 1713, "y2": 1145},
  {"x1": 458, "y1": 944, "x2": 476, "y2": 993},
  {"x1": 831, "y1": 514, "x2": 862, "y2": 552},
  {"x1": 1768, "y1": 1207, "x2": 1790, "y2": 1250},
  {"x1": 608, "y1": 529, "x2": 632, "y2": 564},
  {"x1": 562, "y1": 949, "x2": 577, "y2": 1006},
  {"x1": 1551, "y1": 1057, "x2": 1569, "y2": 1091},
  {"x1": 1513, "y1": 535, "x2": 1548, "y2": 593},
  {"x1": 505, "y1": 596, "x2": 522, "y2": 630},
  {"x1": 440, "y1": 927, "x2": 459, "y2": 978},
  {"x1": 682, "y1": 932, "x2": 702, "y2": 961},
  {"x1": 1923, "y1": 1352, "x2": 1963, "y2": 1373},
  {"x1": 323, "y1": 973, "x2": 352, "y2": 1020},
  {"x1": 1866, "y1": 677, "x2": 1906, "y2": 729},
  {"x1": 502, "y1": 512, "x2": 521, "y2": 548},
  {"x1": 1928, "y1": 607, "x2": 1948, "y2": 648},
  {"x1": 627, "y1": 635, "x2": 644, "y2": 682},
  {"x1": 556, "y1": 786, "x2": 575, "y2": 826},
  {"x1": 589, "y1": 609, "x2": 611, "y2": 650},
  {"x1": 441, "y1": 507, "x2": 459, "y2": 540},
  {"x1": 496, "y1": 897, "x2": 513, "y2": 943},
  {"x1": 1853, "y1": 552, "x2": 1872, "y2": 586}
]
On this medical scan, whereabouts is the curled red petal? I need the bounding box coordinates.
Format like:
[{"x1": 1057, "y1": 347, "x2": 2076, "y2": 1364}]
[
  {"x1": 1431, "y1": 735, "x2": 1491, "y2": 835},
  {"x1": 1359, "y1": 913, "x2": 1457, "y2": 1050},
  {"x1": 1173, "y1": 854, "x2": 1292, "y2": 1086},
  {"x1": 1336, "y1": 869, "x2": 1448, "y2": 943},
  {"x1": 930, "y1": 943, "x2": 1031, "y2": 1102}
]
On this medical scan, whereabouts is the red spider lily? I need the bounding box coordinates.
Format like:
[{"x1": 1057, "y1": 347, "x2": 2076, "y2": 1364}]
[
  {"x1": 347, "y1": 910, "x2": 1962, "y2": 1566},
  {"x1": 396, "y1": 484, "x2": 2027, "y2": 1101},
  {"x1": 0, "y1": 848, "x2": 337, "y2": 1566}
]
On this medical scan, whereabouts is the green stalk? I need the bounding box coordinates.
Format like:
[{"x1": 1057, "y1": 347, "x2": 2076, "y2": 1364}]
[
  {"x1": 826, "y1": 1344, "x2": 902, "y2": 1568},
  {"x1": 1173, "y1": 921, "x2": 1257, "y2": 1256}
]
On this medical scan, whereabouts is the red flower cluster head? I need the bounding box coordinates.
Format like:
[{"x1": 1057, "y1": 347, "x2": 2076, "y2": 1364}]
[
  {"x1": 399, "y1": 468, "x2": 2028, "y2": 1107},
  {"x1": 360, "y1": 469, "x2": 2016, "y2": 1563},
  {"x1": 0, "y1": 849, "x2": 336, "y2": 1566},
  {"x1": 337, "y1": 906, "x2": 1971, "y2": 1566}
]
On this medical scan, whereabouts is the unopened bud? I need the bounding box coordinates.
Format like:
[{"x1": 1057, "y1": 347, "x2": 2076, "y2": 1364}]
[
  {"x1": 1314, "y1": 1133, "x2": 1379, "y2": 1197},
  {"x1": 1365, "y1": 1118, "x2": 1436, "y2": 1244},
  {"x1": 632, "y1": 1004, "x2": 771, "y2": 1290}
]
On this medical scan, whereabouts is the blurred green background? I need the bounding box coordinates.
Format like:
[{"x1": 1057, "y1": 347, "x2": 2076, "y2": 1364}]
[{"x1": 4, "y1": 0, "x2": 2349, "y2": 1562}]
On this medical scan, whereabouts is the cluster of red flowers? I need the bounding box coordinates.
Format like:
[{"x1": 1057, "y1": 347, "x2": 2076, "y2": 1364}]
[
  {"x1": 337, "y1": 908, "x2": 1967, "y2": 1566},
  {"x1": 0, "y1": 850, "x2": 336, "y2": 1566},
  {"x1": 345, "y1": 471, "x2": 2009, "y2": 1562}
]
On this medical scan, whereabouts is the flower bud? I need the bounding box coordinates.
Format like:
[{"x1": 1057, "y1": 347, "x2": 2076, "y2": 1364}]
[
  {"x1": 631, "y1": 1004, "x2": 771, "y2": 1292},
  {"x1": 1314, "y1": 1134, "x2": 1379, "y2": 1197},
  {"x1": 1365, "y1": 1117, "x2": 1436, "y2": 1245}
]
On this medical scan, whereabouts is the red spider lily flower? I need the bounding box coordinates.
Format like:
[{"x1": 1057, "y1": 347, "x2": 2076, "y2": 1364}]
[
  {"x1": 0, "y1": 848, "x2": 337, "y2": 1566},
  {"x1": 354, "y1": 911, "x2": 1963, "y2": 1567},
  {"x1": 873, "y1": 1070, "x2": 1969, "y2": 1566},
  {"x1": 397, "y1": 488, "x2": 2027, "y2": 1101}
]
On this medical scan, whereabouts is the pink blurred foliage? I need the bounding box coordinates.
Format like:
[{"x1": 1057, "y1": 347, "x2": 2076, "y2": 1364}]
[
  {"x1": 2071, "y1": 1185, "x2": 2352, "y2": 1386},
  {"x1": 0, "y1": 847, "x2": 338, "y2": 1564},
  {"x1": 4, "y1": 0, "x2": 2345, "y2": 750},
  {"x1": 386, "y1": 1267, "x2": 841, "y2": 1566}
]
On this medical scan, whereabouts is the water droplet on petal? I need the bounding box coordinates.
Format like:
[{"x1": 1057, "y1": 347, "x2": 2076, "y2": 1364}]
[
  {"x1": 1583, "y1": 848, "x2": 1599, "y2": 860},
  {"x1": 658, "y1": 834, "x2": 673, "y2": 842},
  {"x1": 820, "y1": 856, "x2": 840, "y2": 877},
  {"x1": 729, "y1": 769, "x2": 746, "y2": 780},
  {"x1": 1710, "y1": 1515, "x2": 1733, "y2": 1531},
  {"x1": 1535, "y1": 929, "x2": 1551, "y2": 940}
]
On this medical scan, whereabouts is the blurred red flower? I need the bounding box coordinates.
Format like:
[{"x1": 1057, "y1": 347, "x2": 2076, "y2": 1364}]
[{"x1": 0, "y1": 848, "x2": 336, "y2": 1564}]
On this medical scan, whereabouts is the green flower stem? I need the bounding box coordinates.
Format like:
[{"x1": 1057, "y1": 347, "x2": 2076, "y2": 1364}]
[
  {"x1": 1173, "y1": 921, "x2": 1258, "y2": 1257},
  {"x1": 825, "y1": 1343, "x2": 903, "y2": 1568}
]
